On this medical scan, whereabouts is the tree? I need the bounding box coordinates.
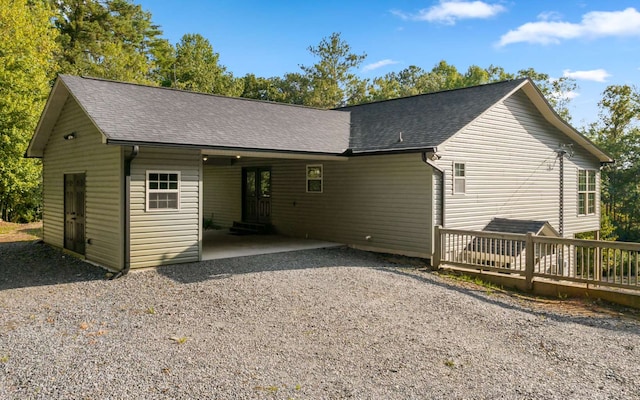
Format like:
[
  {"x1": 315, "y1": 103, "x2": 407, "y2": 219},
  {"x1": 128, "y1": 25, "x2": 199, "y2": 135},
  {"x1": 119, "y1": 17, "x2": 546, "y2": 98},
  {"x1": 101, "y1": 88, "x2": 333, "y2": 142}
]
[
  {"x1": 514, "y1": 68, "x2": 577, "y2": 122},
  {"x1": 585, "y1": 85, "x2": 640, "y2": 241},
  {"x1": 53, "y1": 0, "x2": 167, "y2": 83},
  {"x1": 300, "y1": 32, "x2": 367, "y2": 108},
  {"x1": 0, "y1": 0, "x2": 59, "y2": 221},
  {"x1": 159, "y1": 33, "x2": 242, "y2": 96}
]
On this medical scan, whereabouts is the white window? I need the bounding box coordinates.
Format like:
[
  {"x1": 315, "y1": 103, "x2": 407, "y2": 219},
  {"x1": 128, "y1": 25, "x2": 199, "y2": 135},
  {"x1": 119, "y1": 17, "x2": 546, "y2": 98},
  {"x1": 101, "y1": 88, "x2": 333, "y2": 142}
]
[
  {"x1": 578, "y1": 170, "x2": 596, "y2": 215},
  {"x1": 147, "y1": 171, "x2": 180, "y2": 211},
  {"x1": 306, "y1": 164, "x2": 323, "y2": 193},
  {"x1": 453, "y1": 162, "x2": 466, "y2": 194}
]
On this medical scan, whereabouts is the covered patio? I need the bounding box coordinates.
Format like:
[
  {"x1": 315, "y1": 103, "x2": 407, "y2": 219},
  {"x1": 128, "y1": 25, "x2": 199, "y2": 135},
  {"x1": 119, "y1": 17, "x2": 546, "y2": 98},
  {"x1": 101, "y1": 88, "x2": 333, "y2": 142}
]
[{"x1": 201, "y1": 229, "x2": 343, "y2": 261}]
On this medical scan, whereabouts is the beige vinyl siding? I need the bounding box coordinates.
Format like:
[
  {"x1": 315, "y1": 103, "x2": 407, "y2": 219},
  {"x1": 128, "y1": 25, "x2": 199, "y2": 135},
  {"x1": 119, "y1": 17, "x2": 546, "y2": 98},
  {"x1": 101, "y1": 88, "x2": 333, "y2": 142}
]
[
  {"x1": 436, "y1": 90, "x2": 601, "y2": 237},
  {"x1": 204, "y1": 153, "x2": 433, "y2": 258},
  {"x1": 129, "y1": 147, "x2": 200, "y2": 268},
  {"x1": 203, "y1": 164, "x2": 240, "y2": 228},
  {"x1": 42, "y1": 96, "x2": 123, "y2": 270}
]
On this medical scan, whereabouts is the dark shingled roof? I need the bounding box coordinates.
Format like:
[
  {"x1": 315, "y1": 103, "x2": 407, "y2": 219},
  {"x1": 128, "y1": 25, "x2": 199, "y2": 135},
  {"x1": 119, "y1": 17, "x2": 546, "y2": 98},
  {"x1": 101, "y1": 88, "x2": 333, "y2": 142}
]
[
  {"x1": 482, "y1": 218, "x2": 551, "y2": 235},
  {"x1": 30, "y1": 75, "x2": 610, "y2": 162},
  {"x1": 59, "y1": 75, "x2": 351, "y2": 154},
  {"x1": 337, "y1": 79, "x2": 527, "y2": 153},
  {"x1": 467, "y1": 218, "x2": 557, "y2": 257}
]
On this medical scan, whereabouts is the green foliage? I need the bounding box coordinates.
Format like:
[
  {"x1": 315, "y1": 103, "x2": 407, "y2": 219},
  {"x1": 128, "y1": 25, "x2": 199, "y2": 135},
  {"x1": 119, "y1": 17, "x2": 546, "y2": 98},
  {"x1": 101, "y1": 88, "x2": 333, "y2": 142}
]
[
  {"x1": 0, "y1": 0, "x2": 58, "y2": 222},
  {"x1": 53, "y1": 0, "x2": 168, "y2": 83},
  {"x1": 585, "y1": 85, "x2": 640, "y2": 241},
  {"x1": 366, "y1": 62, "x2": 576, "y2": 121},
  {"x1": 300, "y1": 32, "x2": 367, "y2": 108},
  {"x1": 161, "y1": 33, "x2": 242, "y2": 96}
]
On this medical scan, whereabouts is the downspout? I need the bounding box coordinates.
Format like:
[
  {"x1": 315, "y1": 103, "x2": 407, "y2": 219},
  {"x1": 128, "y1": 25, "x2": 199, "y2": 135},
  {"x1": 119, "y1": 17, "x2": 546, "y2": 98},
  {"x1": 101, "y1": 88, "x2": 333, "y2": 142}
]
[
  {"x1": 422, "y1": 151, "x2": 446, "y2": 227},
  {"x1": 113, "y1": 145, "x2": 139, "y2": 279}
]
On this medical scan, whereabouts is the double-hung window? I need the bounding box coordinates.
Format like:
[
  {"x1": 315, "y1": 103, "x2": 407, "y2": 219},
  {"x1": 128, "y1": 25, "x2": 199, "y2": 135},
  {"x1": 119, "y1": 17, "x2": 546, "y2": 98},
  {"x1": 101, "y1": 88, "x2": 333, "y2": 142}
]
[
  {"x1": 453, "y1": 162, "x2": 466, "y2": 194},
  {"x1": 147, "y1": 171, "x2": 180, "y2": 211},
  {"x1": 578, "y1": 170, "x2": 596, "y2": 215},
  {"x1": 306, "y1": 164, "x2": 323, "y2": 193}
]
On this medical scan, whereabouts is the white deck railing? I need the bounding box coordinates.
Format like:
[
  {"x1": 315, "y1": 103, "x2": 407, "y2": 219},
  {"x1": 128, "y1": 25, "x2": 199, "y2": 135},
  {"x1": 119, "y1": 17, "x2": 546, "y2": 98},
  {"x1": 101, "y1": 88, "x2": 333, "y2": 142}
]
[{"x1": 433, "y1": 226, "x2": 640, "y2": 291}]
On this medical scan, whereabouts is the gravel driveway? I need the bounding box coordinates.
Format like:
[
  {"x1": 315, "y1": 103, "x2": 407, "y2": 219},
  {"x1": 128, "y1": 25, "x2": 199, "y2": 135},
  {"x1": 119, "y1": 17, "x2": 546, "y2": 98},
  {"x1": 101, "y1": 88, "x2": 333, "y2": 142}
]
[{"x1": 1, "y1": 241, "x2": 639, "y2": 399}]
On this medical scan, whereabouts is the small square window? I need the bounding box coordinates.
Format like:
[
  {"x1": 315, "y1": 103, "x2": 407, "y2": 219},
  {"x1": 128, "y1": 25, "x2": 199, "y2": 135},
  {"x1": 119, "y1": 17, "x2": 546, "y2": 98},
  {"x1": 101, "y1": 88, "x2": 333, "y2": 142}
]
[
  {"x1": 147, "y1": 171, "x2": 180, "y2": 211},
  {"x1": 306, "y1": 165, "x2": 323, "y2": 193}
]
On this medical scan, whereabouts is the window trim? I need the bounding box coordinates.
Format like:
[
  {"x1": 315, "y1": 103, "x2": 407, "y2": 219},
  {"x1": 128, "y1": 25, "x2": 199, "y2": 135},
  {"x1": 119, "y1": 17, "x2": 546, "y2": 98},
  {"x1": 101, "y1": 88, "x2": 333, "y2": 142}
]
[
  {"x1": 306, "y1": 164, "x2": 323, "y2": 193},
  {"x1": 453, "y1": 162, "x2": 466, "y2": 195},
  {"x1": 146, "y1": 170, "x2": 181, "y2": 212},
  {"x1": 577, "y1": 169, "x2": 596, "y2": 216}
]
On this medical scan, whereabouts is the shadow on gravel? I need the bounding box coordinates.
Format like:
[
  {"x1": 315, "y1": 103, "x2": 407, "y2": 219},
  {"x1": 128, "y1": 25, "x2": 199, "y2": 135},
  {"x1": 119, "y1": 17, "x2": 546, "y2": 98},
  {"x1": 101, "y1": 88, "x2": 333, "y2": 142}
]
[
  {"x1": 157, "y1": 247, "x2": 375, "y2": 284},
  {"x1": 381, "y1": 267, "x2": 640, "y2": 334},
  {"x1": 0, "y1": 241, "x2": 106, "y2": 291},
  {"x1": 155, "y1": 247, "x2": 639, "y2": 332}
]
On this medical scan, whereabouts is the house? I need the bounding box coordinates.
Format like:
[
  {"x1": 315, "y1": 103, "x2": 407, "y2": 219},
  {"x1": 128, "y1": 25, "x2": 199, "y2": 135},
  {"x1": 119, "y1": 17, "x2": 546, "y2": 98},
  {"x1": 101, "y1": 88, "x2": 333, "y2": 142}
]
[{"x1": 27, "y1": 75, "x2": 612, "y2": 273}]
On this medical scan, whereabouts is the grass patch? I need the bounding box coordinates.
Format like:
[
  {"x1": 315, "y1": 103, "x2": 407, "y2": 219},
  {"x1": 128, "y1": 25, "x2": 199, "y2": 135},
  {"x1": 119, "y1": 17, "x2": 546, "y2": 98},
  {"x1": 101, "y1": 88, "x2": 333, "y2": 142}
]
[
  {"x1": 0, "y1": 221, "x2": 42, "y2": 242},
  {"x1": 444, "y1": 272, "x2": 503, "y2": 293}
]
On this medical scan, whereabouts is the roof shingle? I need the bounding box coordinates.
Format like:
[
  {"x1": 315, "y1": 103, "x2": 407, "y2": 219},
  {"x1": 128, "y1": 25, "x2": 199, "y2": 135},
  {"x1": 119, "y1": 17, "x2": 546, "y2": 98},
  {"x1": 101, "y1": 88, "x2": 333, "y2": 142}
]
[
  {"x1": 60, "y1": 75, "x2": 351, "y2": 154},
  {"x1": 337, "y1": 79, "x2": 526, "y2": 153}
]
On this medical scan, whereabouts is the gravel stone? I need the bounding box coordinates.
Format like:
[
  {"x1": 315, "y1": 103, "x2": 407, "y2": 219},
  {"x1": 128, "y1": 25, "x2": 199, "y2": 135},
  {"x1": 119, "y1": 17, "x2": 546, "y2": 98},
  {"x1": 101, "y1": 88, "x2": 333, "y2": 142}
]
[{"x1": 1, "y1": 241, "x2": 639, "y2": 399}]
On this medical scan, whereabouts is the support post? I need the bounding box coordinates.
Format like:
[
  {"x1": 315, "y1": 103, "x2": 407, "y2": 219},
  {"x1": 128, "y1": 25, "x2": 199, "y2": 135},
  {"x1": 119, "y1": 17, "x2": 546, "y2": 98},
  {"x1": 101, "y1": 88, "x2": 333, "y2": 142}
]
[
  {"x1": 432, "y1": 225, "x2": 442, "y2": 270},
  {"x1": 525, "y1": 232, "x2": 535, "y2": 290},
  {"x1": 594, "y1": 230, "x2": 602, "y2": 280}
]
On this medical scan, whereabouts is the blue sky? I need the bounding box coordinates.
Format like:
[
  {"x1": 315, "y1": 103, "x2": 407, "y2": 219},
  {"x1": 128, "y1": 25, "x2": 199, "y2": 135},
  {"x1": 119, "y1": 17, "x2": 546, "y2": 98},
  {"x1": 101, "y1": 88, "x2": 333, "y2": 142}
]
[{"x1": 136, "y1": 0, "x2": 640, "y2": 128}]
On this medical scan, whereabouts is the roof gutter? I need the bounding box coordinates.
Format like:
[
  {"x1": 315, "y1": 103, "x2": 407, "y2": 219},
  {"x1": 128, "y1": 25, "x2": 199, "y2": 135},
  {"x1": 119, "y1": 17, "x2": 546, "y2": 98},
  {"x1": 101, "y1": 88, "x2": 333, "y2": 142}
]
[
  {"x1": 105, "y1": 139, "x2": 348, "y2": 160},
  {"x1": 112, "y1": 145, "x2": 139, "y2": 279}
]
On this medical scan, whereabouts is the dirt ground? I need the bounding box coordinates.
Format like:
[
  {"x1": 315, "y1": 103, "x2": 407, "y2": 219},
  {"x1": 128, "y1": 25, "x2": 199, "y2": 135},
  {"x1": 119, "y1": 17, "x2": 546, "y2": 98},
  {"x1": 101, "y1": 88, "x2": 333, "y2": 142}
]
[{"x1": 0, "y1": 221, "x2": 43, "y2": 243}]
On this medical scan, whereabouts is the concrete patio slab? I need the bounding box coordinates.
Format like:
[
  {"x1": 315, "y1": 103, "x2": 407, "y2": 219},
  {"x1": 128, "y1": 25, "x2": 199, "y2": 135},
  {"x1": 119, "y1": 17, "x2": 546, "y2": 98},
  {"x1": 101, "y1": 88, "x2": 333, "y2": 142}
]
[{"x1": 201, "y1": 229, "x2": 343, "y2": 260}]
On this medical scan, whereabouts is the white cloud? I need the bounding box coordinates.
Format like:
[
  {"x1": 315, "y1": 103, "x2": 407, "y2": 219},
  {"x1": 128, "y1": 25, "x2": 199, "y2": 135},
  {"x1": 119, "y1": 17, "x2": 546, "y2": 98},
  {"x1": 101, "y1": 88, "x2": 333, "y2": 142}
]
[
  {"x1": 392, "y1": 1, "x2": 506, "y2": 25},
  {"x1": 548, "y1": 90, "x2": 579, "y2": 100},
  {"x1": 563, "y1": 69, "x2": 611, "y2": 82},
  {"x1": 499, "y1": 7, "x2": 640, "y2": 46},
  {"x1": 362, "y1": 59, "x2": 400, "y2": 73},
  {"x1": 537, "y1": 11, "x2": 563, "y2": 21}
]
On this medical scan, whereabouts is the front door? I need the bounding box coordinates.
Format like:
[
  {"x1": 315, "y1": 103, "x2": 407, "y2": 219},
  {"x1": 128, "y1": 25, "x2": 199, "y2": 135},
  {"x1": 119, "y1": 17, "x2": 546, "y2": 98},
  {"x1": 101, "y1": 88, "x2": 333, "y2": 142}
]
[
  {"x1": 64, "y1": 173, "x2": 86, "y2": 255},
  {"x1": 242, "y1": 167, "x2": 271, "y2": 223}
]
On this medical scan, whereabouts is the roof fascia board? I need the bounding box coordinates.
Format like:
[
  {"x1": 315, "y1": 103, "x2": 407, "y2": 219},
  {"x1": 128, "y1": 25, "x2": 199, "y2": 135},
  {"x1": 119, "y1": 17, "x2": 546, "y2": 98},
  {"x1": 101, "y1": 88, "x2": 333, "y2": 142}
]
[
  {"x1": 61, "y1": 77, "x2": 110, "y2": 145},
  {"x1": 106, "y1": 140, "x2": 349, "y2": 161},
  {"x1": 519, "y1": 83, "x2": 613, "y2": 163},
  {"x1": 27, "y1": 78, "x2": 68, "y2": 158},
  {"x1": 436, "y1": 79, "x2": 613, "y2": 163},
  {"x1": 26, "y1": 76, "x2": 110, "y2": 158},
  {"x1": 349, "y1": 146, "x2": 438, "y2": 156},
  {"x1": 437, "y1": 80, "x2": 529, "y2": 151}
]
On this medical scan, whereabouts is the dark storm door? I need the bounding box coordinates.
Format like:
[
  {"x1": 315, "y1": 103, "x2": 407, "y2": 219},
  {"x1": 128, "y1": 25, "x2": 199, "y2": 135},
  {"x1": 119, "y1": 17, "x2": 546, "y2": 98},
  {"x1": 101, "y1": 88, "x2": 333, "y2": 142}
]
[
  {"x1": 64, "y1": 173, "x2": 86, "y2": 255},
  {"x1": 242, "y1": 167, "x2": 271, "y2": 223}
]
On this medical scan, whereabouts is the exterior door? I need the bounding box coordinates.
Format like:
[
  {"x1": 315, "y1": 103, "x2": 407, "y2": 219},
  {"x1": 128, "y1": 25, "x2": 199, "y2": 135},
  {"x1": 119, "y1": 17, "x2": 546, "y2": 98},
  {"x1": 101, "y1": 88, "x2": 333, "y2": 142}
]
[
  {"x1": 64, "y1": 173, "x2": 86, "y2": 255},
  {"x1": 242, "y1": 167, "x2": 271, "y2": 223}
]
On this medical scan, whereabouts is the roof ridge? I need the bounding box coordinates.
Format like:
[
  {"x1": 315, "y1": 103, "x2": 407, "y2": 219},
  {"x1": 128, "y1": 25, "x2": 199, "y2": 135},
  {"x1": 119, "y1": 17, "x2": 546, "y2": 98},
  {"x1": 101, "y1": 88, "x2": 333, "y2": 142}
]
[
  {"x1": 336, "y1": 78, "x2": 528, "y2": 109},
  {"x1": 60, "y1": 74, "x2": 336, "y2": 112}
]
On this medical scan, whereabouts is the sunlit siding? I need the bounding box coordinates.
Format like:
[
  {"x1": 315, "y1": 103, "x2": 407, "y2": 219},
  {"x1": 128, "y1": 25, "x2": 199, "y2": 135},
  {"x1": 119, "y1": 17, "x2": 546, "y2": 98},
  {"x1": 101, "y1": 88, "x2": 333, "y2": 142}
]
[
  {"x1": 42, "y1": 97, "x2": 123, "y2": 270},
  {"x1": 436, "y1": 90, "x2": 601, "y2": 237},
  {"x1": 129, "y1": 147, "x2": 201, "y2": 268},
  {"x1": 203, "y1": 153, "x2": 434, "y2": 258}
]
